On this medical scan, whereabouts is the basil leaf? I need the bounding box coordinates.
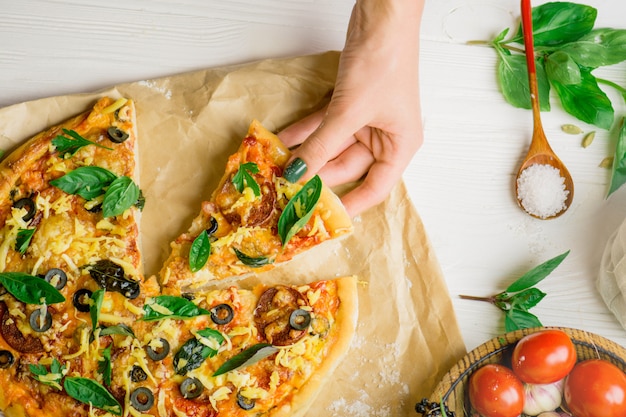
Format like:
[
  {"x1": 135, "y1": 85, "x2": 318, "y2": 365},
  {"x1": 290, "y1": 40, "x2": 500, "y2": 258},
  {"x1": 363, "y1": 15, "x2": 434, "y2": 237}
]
[
  {"x1": 557, "y1": 28, "x2": 626, "y2": 68},
  {"x1": 278, "y1": 175, "x2": 323, "y2": 246},
  {"x1": 174, "y1": 328, "x2": 225, "y2": 375},
  {"x1": 52, "y1": 129, "x2": 112, "y2": 158},
  {"x1": 545, "y1": 51, "x2": 581, "y2": 85},
  {"x1": 189, "y1": 230, "x2": 211, "y2": 273},
  {"x1": 510, "y1": 2, "x2": 597, "y2": 47},
  {"x1": 63, "y1": 376, "x2": 122, "y2": 416},
  {"x1": 0, "y1": 272, "x2": 65, "y2": 304},
  {"x1": 90, "y1": 289, "x2": 104, "y2": 334},
  {"x1": 505, "y1": 308, "x2": 543, "y2": 332},
  {"x1": 608, "y1": 117, "x2": 626, "y2": 197},
  {"x1": 213, "y1": 343, "x2": 279, "y2": 377},
  {"x1": 141, "y1": 295, "x2": 211, "y2": 321},
  {"x1": 102, "y1": 176, "x2": 140, "y2": 218},
  {"x1": 98, "y1": 323, "x2": 136, "y2": 338},
  {"x1": 50, "y1": 166, "x2": 117, "y2": 200},
  {"x1": 98, "y1": 345, "x2": 112, "y2": 387},
  {"x1": 551, "y1": 68, "x2": 614, "y2": 129},
  {"x1": 233, "y1": 248, "x2": 273, "y2": 267},
  {"x1": 509, "y1": 287, "x2": 547, "y2": 311},
  {"x1": 497, "y1": 53, "x2": 550, "y2": 111},
  {"x1": 15, "y1": 228, "x2": 36, "y2": 255},
  {"x1": 505, "y1": 250, "x2": 569, "y2": 293},
  {"x1": 232, "y1": 162, "x2": 261, "y2": 196},
  {"x1": 29, "y1": 359, "x2": 65, "y2": 390}
]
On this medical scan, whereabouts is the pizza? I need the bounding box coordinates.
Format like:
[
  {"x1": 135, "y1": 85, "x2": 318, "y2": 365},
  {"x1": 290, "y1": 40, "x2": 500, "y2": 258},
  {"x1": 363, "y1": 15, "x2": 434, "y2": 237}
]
[
  {"x1": 159, "y1": 120, "x2": 353, "y2": 294},
  {"x1": 0, "y1": 97, "x2": 358, "y2": 417}
]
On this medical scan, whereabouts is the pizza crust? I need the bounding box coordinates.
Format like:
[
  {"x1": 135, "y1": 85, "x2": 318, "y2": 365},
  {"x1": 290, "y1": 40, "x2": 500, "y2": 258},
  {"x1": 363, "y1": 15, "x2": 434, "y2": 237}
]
[{"x1": 271, "y1": 275, "x2": 359, "y2": 417}]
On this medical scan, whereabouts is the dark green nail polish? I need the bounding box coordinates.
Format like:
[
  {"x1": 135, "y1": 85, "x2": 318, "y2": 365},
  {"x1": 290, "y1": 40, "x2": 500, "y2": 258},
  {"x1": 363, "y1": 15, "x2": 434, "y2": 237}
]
[{"x1": 284, "y1": 158, "x2": 307, "y2": 183}]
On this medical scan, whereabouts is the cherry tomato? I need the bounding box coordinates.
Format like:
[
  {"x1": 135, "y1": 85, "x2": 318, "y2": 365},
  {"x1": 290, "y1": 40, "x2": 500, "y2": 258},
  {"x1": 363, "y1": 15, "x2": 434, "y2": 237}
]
[
  {"x1": 511, "y1": 329, "x2": 576, "y2": 384},
  {"x1": 468, "y1": 363, "x2": 524, "y2": 417},
  {"x1": 564, "y1": 359, "x2": 626, "y2": 417}
]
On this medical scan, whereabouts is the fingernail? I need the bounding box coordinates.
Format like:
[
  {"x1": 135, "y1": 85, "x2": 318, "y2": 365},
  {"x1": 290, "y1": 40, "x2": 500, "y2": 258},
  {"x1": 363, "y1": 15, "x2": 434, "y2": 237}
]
[{"x1": 284, "y1": 158, "x2": 307, "y2": 183}]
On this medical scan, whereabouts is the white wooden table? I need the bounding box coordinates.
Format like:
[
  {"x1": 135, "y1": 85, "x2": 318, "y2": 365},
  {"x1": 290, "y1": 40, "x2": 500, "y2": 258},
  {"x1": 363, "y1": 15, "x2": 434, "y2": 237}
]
[{"x1": 1, "y1": 0, "x2": 625, "y2": 358}]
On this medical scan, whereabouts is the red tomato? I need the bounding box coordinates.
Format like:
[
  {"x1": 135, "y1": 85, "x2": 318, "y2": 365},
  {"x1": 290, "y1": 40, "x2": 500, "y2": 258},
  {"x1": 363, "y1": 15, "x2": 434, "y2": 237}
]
[
  {"x1": 511, "y1": 329, "x2": 576, "y2": 384},
  {"x1": 564, "y1": 359, "x2": 626, "y2": 417},
  {"x1": 468, "y1": 364, "x2": 524, "y2": 417}
]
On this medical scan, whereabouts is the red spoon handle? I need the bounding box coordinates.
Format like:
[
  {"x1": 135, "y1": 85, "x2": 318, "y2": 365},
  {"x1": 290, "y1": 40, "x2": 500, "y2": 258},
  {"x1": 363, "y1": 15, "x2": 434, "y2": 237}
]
[{"x1": 521, "y1": 0, "x2": 536, "y2": 75}]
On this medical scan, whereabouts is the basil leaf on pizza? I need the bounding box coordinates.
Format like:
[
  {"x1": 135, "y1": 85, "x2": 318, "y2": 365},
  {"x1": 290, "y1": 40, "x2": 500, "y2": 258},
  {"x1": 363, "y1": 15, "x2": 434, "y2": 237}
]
[
  {"x1": 15, "y1": 227, "x2": 36, "y2": 254},
  {"x1": 278, "y1": 175, "x2": 322, "y2": 246},
  {"x1": 0, "y1": 272, "x2": 65, "y2": 304},
  {"x1": 189, "y1": 230, "x2": 211, "y2": 272},
  {"x1": 98, "y1": 345, "x2": 112, "y2": 387},
  {"x1": 63, "y1": 376, "x2": 122, "y2": 416},
  {"x1": 89, "y1": 289, "x2": 105, "y2": 333},
  {"x1": 102, "y1": 175, "x2": 140, "y2": 218},
  {"x1": 29, "y1": 359, "x2": 66, "y2": 391},
  {"x1": 52, "y1": 128, "x2": 112, "y2": 157},
  {"x1": 232, "y1": 162, "x2": 261, "y2": 196},
  {"x1": 99, "y1": 323, "x2": 136, "y2": 338},
  {"x1": 50, "y1": 166, "x2": 117, "y2": 200},
  {"x1": 233, "y1": 247, "x2": 273, "y2": 267},
  {"x1": 213, "y1": 343, "x2": 279, "y2": 376},
  {"x1": 142, "y1": 295, "x2": 211, "y2": 321},
  {"x1": 174, "y1": 328, "x2": 225, "y2": 375}
]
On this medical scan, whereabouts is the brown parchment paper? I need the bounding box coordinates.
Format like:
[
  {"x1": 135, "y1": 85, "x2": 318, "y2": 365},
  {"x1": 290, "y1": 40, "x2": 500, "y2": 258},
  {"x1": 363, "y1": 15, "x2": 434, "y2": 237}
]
[{"x1": 0, "y1": 51, "x2": 466, "y2": 416}]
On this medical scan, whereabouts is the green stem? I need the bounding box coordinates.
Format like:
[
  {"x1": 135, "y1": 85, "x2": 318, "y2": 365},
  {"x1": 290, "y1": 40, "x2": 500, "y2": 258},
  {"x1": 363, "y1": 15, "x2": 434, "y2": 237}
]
[{"x1": 597, "y1": 77, "x2": 626, "y2": 95}]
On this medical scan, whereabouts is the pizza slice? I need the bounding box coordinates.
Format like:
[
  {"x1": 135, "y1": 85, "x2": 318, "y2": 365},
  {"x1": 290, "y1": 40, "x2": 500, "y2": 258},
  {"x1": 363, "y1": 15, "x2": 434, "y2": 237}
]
[
  {"x1": 112, "y1": 276, "x2": 357, "y2": 417},
  {"x1": 0, "y1": 96, "x2": 154, "y2": 416},
  {"x1": 160, "y1": 120, "x2": 353, "y2": 293}
]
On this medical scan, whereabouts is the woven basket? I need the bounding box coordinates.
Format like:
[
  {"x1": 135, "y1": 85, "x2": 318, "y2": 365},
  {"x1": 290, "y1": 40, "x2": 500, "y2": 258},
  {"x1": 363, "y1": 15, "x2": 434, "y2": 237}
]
[{"x1": 421, "y1": 327, "x2": 626, "y2": 416}]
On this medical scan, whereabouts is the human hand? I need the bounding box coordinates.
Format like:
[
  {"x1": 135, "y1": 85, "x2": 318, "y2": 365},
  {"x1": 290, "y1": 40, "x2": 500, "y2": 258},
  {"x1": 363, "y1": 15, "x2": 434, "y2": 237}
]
[{"x1": 279, "y1": 0, "x2": 425, "y2": 217}]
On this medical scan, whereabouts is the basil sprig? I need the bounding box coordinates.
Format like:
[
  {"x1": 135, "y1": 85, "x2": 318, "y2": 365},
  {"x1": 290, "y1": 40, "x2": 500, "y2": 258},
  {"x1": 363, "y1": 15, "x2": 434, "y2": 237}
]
[
  {"x1": 459, "y1": 250, "x2": 570, "y2": 332},
  {"x1": 63, "y1": 376, "x2": 122, "y2": 416},
  {"x1": 16, "y1": 228, "x2": 36, "y2": 254},
  {"x1": 608, "y1": 117, "x2": 626, "y2": 197},
  {"x1": 232, "y1": 162, "x2": 261, "y2": 196},
  {"x1": 52, "y1": 129, "x2": 112, "y2": 158},
  {"x1": 29, "y1": 358, "x2": 66, "y2": 390},
  {"x1": 174, "y1": 328, "x2": 225, "y2": 375},
  {"x1": 89, "y1": 289, "x2": 104, "y2": 334},
  {"x1": 189, "y1": 230, "x2": 211, "y2": 272},
  {"x1": 141, "y1": 295, "x2": 211, "y2": 321},
  {"x1": 487, "y1": 2, "x2": 619, "y2": 129},
  {"x1": 0, "y1": 272, "x2": 65, "y2": 304},
  {"x1": 98, "y1": 345, "x2": 112, "y2": 387},
  {"x1": 277, "y1": 175, "x2": 322, "y2": 246},
  {"x1": 50, "y1": 166, "x2": 142, "y2": 218},
  {"x1": 213, "y1": 343, "x2": 279, "y2": 377},
  {"x1": 233, "y1": 248, "x2": 272, "y2": 267}
]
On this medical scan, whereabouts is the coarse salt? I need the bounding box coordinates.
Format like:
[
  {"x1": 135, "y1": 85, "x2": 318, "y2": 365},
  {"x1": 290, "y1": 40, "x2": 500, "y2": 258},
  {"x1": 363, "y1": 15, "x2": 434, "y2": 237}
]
[{"x1": 516, "y1": 163, "x2": 569, "y2": 219}]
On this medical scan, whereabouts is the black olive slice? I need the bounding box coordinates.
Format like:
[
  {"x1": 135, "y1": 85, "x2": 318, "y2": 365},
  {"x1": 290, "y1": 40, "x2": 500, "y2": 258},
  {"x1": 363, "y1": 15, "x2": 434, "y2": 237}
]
[
  {"x1": 73, "y1": 289, "x2": 93, "y2": 313},
  {"x1": 210, "y1": 304, "x2": 234, "y2": 325},
  {"x1": 206, "y1": 216, "x2": 219, "y2": 235},
  {"x1": 180, "y1": 377, "x2": 204, "y2": 399},
  {"x1": 107, "y1": 127, "x2": 129, "y2": 143},
  {"x1": 29, "y1": 308, "x2": 52, "y2": 332},
  {"x1": 13, "y1": 197, "x2": 36, "y2": 222},
  {"x1": 289, "y1": 309, "x2": 311, "y2": 331},
  {"x1": 44, "y1": 268, "x2": 67, "y2": 290},
  {"x1": 146, "y1": 338, "x2": 170, "y2": 361},
  {"x1": 0, "y1": 350, "x2": 14, "y2": 369},
  {"x1": 237, "y1": 391, "x2": 256, "y2": 410},
  {"x1": 129, "y1": 365, "x2": 148, "y2": 383},
  {"x1": 130, "y1": 387, "x2": 154, "y2": 411}
]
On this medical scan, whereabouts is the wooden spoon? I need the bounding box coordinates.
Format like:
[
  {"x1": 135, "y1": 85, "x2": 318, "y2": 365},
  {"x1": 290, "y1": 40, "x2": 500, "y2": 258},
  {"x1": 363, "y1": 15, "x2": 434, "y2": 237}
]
[{"x1": 514, "y1": 0, "x2": 574, "y2": 219}]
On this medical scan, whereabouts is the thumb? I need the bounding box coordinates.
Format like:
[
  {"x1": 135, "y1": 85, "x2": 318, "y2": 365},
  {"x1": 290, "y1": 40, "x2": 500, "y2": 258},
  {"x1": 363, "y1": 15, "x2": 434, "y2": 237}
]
[{"x1": 283, "y1": 113, "x2": 358, "y2": 183}]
